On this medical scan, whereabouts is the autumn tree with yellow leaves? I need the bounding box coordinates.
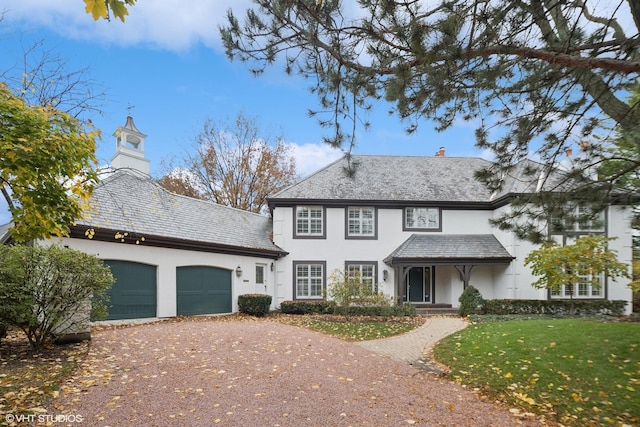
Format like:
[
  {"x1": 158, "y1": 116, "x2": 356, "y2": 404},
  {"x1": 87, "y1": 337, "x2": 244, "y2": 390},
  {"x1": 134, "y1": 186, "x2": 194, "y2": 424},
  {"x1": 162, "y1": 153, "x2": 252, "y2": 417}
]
[{"x1": 0, "y1": 84, "x2": 100, "y2": 242}]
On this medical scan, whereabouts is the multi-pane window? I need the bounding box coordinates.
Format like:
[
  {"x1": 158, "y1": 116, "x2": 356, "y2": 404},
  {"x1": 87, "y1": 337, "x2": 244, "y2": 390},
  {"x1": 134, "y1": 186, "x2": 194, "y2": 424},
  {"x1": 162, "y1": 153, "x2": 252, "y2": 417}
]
[
  {"x1": 575, "y1": 206, "x2": 605, "y2": 232},
  {"x1": 295, "y1": 263, "x2": 324, "y2": 299},
  {"x1": 550, "y1": 273, "x2": 604, "y2": 299},
  {"x1": 405, "y1": 207, "x2": 440, "y2": 230},
  {"x1": 347, "y1": 207, "x2": 375, "y2": 237},
  {"x1": 551, "y1": 206, "x2": 605, "y2": 233},
  {"x1": 255, "y1": 264, "x2": 265, "y2": 285},
  {"x1": 296, "y1": 206, "x2": 324, "y2": 237},
  {"x1": 346, "y1": 262, "x2": 377, "y2": 292}
]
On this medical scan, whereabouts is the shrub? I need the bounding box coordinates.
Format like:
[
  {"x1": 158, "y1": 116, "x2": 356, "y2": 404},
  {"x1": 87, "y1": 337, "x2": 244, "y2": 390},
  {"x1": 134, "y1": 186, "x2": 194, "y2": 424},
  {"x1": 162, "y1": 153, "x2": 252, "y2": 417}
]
[
  {"x1": 482, "y1": 299, "x2": 627, "y2": 316},
  {"x1": 238, "y1": 294, "x2": 272, "y2": 316},
  {"x1": 280, "y1": 300, "x2": 336, "y2": 314},
  {"x1": 458, "y1": 285, "x2": 484, "y2": 317},
  {"x1": 0, "y1": 244, "x2": 114, "y2": 350},
  {"x1": 326, "y1": 269, "x2": 393, "y2": 318},
  {"x1": 333, "y1": 303, "x2": 417, "y2": 317},
  {"x1": 0, "y1": 322, "x2": 6, "y2": 344}
]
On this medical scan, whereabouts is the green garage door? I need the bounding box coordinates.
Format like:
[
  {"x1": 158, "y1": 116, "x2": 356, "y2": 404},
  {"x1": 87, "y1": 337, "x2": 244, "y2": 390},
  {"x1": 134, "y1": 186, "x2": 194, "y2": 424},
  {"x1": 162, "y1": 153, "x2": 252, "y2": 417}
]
[
  {"x1": 176, "y1": 266, "x2": 232, "y2": 315},
  {"x1": 104, "y1": 260, "x2": 157, "y2": 320}
]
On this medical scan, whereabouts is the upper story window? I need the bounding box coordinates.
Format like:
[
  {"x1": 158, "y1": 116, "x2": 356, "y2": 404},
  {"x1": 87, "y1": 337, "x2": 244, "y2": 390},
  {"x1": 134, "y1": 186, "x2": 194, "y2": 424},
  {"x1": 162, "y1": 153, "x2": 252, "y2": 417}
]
[
  {"x1": 404, "y1": 207, "x2": 441, "y2": 231},
  {"x1": 551, "y1": 206, "x2": 605, "y2": 234},
  {"x1": 295, "y1": 206, "x2": 325, "y2": 238},
  {"x1": 346, "y1": 207, "x2": 376, "y2": 239}
]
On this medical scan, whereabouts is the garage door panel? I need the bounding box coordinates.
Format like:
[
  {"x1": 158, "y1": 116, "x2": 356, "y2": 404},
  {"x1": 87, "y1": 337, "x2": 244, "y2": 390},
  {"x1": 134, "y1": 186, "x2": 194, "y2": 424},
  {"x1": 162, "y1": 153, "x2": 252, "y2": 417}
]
[
  {"x1": 104, "y1": 260, "x2": 157, "y2": 320},
  {"x1": 177, "y1": 266, "x2": 231, "y2": 315}
]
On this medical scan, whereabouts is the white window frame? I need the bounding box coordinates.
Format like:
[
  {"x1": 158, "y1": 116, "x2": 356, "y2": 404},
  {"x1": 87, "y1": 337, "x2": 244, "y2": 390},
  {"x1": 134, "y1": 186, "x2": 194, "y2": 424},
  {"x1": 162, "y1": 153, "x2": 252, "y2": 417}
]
[
  {"x1": 346, "y1": 262, "x2": 378, "y2": 293},
  {"x1": 294, "y1": 262, "x2": 325, "y2": 299},
  {"x1": 295, "y1": 206, "x2": 325, "y2": 238},
  {"x1": 347, "y1": 207, "x2": 376, "y2": 238},
  {"x1": 551, "y1": 206, "x2": 605, "y2": 233},
  {"x1": 404, "y1": 207, "x2": 440, "y2": 231},
  {"x1": 550, "y1": 272, "x2": 604, "y2": 299}
]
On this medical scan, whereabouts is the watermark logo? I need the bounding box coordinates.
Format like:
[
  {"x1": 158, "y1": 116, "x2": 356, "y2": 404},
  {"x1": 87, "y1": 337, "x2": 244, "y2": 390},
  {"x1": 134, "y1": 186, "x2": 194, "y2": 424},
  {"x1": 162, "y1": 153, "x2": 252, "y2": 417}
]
[{"x1": 5, "y1": 413, "x2": 84, "y2": 424}]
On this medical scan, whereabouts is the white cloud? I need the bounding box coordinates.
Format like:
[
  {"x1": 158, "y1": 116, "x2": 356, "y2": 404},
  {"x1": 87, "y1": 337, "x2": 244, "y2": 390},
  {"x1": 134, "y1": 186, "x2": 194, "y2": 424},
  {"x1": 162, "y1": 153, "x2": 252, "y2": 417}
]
[
  {"x1": 288, "y1": 142, "x2": 343, "y2": 178},
  {"x1": 1, "y1": 0, "x2": 254, "y2": 52}
]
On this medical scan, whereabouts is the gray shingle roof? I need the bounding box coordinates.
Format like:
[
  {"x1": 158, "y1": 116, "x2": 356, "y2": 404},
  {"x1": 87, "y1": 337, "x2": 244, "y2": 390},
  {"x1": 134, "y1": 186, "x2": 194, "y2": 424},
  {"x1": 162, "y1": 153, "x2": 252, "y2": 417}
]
[
  {"x1": 76, "y1": 170, "x2": 283, "y2": 254},
  {"x1": 384, "y1": 234, "x2": 514, "y2": 265},
  {"x1": 271, "y1": 155, "x2": 495, "y2": 203},
  {"x1": 270, "y1": 155, "x2": 561, "y2": 205}
]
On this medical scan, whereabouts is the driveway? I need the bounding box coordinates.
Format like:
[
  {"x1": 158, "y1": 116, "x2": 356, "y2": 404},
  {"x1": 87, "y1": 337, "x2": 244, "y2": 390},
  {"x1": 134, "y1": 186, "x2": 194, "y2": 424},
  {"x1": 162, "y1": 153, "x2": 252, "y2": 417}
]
[{"x1": 45, "y1": 318, "x2": 542, "y2": 426}]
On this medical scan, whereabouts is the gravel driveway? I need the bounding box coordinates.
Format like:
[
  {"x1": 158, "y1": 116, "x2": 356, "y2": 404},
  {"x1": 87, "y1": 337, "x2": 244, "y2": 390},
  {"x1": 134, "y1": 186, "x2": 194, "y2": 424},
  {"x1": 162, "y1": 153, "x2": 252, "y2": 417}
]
[{"x1": 45, "y1": 318, "x2": 542, "y2": 426}]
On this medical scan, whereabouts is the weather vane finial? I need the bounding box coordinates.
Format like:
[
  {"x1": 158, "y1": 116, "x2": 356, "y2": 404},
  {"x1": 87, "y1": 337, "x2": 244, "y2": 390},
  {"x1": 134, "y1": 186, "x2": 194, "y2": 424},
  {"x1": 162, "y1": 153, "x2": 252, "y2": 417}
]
[{"x1": 127, "y1": 103, "x2": 135, "y2": 115}]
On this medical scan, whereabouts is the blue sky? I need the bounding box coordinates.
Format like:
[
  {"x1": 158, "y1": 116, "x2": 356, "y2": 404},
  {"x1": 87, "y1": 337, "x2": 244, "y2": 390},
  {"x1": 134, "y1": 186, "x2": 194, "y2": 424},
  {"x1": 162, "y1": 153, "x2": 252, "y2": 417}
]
[{"x1": 0, "y1": 1, "x2": 497, "y2": 225}]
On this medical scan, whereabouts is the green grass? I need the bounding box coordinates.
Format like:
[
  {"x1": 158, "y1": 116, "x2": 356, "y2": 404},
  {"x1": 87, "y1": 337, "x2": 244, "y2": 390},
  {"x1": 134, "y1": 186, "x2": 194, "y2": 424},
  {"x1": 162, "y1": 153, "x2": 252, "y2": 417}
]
[
  {"x1": 273, "y1": 314, "x2": 422, "y2": 341},
  {"x1": 432, "y1": 318, "x2": 640, "y2": 426}
]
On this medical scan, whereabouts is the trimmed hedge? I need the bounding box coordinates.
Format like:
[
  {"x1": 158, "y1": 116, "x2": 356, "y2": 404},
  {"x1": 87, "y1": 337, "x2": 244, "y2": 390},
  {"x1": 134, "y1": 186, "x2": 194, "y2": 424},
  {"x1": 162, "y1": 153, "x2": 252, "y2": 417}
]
[
  {"x1": 280, "y1": 300, "x2": 336, "y2": 314},
  {"x1": 482, "y1": 299, "x2": 627, "y2": 316},
  {"x1": 280, "y1": 300, "x2": 416, "y2": 317},
  {"x1": 238, "y1": 294, "x2": 272, "y2": 316},
  {"x1": 333, "y1": 303, "x2": 417, "y2": 317}
]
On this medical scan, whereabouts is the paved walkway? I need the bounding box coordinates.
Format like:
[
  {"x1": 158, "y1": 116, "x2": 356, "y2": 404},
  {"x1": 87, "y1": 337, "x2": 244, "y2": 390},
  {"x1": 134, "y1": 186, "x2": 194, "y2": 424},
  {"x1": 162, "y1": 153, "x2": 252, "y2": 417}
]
[{"x1": 357, "y1": 316, "x2": 468, "y2": 372}]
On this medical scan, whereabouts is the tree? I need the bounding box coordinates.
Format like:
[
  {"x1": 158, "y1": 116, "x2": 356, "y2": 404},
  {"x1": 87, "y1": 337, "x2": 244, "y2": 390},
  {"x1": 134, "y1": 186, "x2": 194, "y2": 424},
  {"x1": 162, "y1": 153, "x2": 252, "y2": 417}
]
[
  {"x1": 159, "y1": 112, "x2": 297, "y2": 214},
  {"x1": 326, "y1": 268, "x2": 391, "y2": 318},
  {"x1": 0, "y1": 244, "x2": 114, "y2": 350},
  {"x1": 220, "y1": 0, "x2": 640, "y2": 241},
  {"x1": 0, "y1": 39, "x2": 107, "y2": 119},
  {"x1": 0, "y1": 83, "x2": 100, "y2": 242},
  {"x1": 524, "y1": 235, "x2": 630, "y2": 314},
  {"x1": 84, "y1": 0, "x2": 137, "y2": 22}
]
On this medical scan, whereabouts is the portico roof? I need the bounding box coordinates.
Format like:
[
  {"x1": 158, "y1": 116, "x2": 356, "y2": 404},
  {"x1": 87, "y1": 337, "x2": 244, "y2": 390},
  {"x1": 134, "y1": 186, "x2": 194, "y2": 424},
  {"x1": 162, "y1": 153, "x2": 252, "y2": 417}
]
[{"x1": 384, "y1": 234, "x2": 515, "y2": 266}]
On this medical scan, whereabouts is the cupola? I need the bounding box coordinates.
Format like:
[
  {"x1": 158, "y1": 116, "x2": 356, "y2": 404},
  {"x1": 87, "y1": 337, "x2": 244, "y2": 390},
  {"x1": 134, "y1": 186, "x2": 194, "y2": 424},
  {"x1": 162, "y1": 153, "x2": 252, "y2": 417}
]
[{"x1": 110, "y1": 115, "x2": 150, "y2": 175}]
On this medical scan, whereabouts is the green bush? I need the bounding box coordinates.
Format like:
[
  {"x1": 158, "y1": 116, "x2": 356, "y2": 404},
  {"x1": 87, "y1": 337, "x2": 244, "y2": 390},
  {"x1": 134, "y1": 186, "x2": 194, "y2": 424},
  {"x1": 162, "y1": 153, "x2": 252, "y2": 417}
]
[
  {"x1": 0, "y1": 244, "x2": 114, "y2": 350},
  {"x1": 280, "y1": 300, "x2": 336, "y2": 314},
  {"x1": 238, "y1": 294, "x2": 272, "y2": 316},
  {"x1": 458, "y1": 285, "x2": 484, "y2": 317},
  {"x1": 482, "y1": 299, "x2": 627, "y2": 316},
  {"x1": 333, "y1": 303, "x2": 417, "y2": 317}
]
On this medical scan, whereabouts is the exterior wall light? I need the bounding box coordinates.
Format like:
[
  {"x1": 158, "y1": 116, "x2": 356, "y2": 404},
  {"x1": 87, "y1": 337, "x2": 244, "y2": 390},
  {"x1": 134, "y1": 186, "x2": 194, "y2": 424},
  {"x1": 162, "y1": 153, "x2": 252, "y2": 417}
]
[
  {"x1": 383, "y1": 270, "x2": 388, "y2": 281},
  {"x1": 236, "y1": 266, "x2": 243, "y2": 277}
]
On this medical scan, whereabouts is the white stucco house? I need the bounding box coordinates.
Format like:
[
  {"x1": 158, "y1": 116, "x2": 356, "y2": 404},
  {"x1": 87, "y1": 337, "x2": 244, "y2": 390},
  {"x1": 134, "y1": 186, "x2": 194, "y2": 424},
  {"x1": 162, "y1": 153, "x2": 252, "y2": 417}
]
[{"x1": 3, "y1": 116, "x2": 633, "y2": 318}]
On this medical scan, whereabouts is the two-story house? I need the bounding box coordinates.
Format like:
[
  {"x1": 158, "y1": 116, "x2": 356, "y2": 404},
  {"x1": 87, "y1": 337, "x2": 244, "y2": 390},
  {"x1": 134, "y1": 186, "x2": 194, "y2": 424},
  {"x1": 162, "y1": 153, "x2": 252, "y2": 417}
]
[
  {"x1": 268, "y1": 154, "x2": 633, "y2": 312},
  {"x1": 4, "y1": 117, "x2": 632, "y2": 319}
]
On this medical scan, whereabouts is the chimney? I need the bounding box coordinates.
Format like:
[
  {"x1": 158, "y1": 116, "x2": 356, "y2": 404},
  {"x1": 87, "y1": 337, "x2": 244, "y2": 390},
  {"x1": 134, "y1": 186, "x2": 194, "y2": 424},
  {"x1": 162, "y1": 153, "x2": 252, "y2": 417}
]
[
  {"x1": 435, "y1": 147, "x2": 445, "y2": 157},
  {"x1": 565, "y1": 148, "x2": 573, "y2": 157}
]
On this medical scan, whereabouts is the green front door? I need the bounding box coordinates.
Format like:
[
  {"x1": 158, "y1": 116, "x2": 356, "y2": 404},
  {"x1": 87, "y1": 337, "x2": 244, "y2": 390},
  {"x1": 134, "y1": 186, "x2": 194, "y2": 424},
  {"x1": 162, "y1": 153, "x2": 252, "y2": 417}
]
[
  {"x1": 104, "y1": 260, "x2": 157, "y2": 320},
  {"x1": 176, "y1": 266, "x2": 232, "y2": 315},
  {"x1": 405, "y1": 267, "x2": 432, "y2": 303}
]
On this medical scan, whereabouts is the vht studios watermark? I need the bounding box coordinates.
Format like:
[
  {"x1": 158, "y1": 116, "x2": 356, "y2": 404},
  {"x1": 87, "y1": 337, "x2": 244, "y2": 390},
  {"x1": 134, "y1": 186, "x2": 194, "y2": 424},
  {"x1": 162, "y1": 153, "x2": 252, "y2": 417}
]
[{"x1": 5, "y1": 413, "x2": 84, "y2": 424}]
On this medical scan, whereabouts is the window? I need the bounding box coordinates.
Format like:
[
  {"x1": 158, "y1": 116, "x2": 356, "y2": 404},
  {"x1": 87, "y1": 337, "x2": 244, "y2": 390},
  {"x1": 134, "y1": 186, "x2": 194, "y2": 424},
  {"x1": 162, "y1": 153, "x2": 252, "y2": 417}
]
[
  {"x1": 346, "y1": 262, "x2": 377, "y2": 292},
  {"x1": 295, "y1": 206, "x2": 325, "y2": 238},
  {"x1": 256, "y1": 264, "x2": 265, "y2": 285},
  {"x1": 550, "y1": 273, "x2": 604, "y2": 299},
  {"x1": 346, "y1": 207, "x2": 376, "y2": 238},
  {"x1": 551, "y1": 206, "x2": 605, "y2": 233},
  {"x1": 294, "y1": 262, "x2": 325, "y2": 299},
  {"x1": 575, "y1": 206, "x2": 605, "y2": 232},
  {"x1": 404, "y1": 207, "x2": 440, "y2": 230}
]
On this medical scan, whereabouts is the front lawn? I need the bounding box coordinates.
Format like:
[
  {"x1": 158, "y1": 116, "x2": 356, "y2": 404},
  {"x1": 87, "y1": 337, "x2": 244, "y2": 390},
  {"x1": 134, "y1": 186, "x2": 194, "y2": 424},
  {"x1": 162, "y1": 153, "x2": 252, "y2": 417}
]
[
  {"x1": 432, "y1": 318, "x2": 640, "y2": 426},
  {"x1": 272, "y1": 314, "x2": 424, "y2": 341}
]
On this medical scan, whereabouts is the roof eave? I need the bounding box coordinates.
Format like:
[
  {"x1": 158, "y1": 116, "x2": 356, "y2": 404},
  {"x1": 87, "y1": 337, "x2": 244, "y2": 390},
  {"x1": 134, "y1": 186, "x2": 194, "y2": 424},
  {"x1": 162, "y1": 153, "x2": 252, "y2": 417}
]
[{"x1": 69, "y1": 226, "x2": 288, "y2": 260}]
